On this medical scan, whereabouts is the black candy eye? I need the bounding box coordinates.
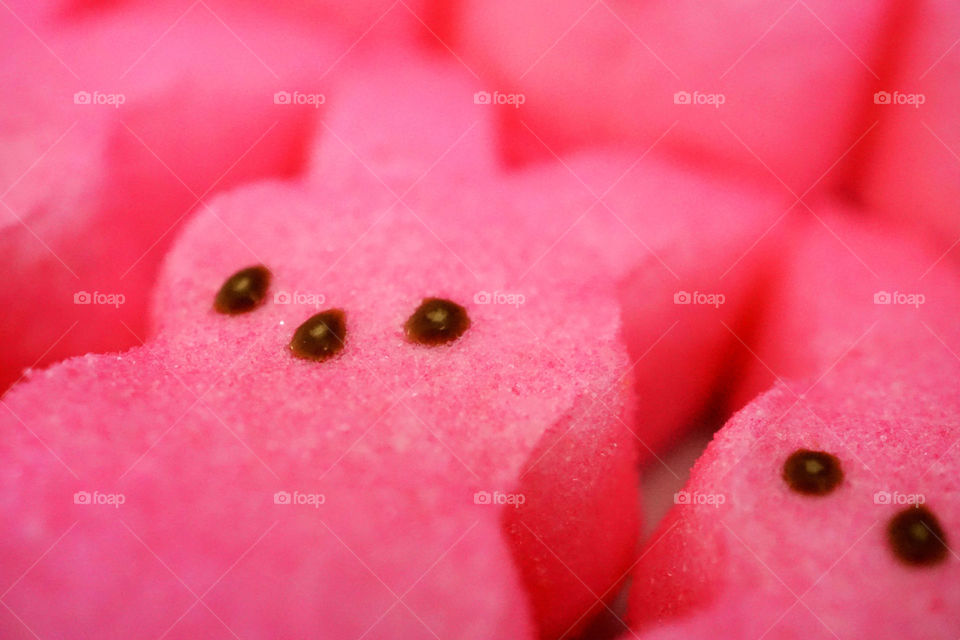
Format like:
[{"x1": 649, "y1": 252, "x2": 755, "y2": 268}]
[
  {"x1": 214, "y1": 265, "x2": 271, "y2": 314},
  {"x1": 290, "y1": 309, "x2": 346, "y2": 362},
  {"x1": 888, "y1": 506, "x2": 949, "y2": 567},
  {"x1": 405, "y1": 298, "x2": 470, "y2": 345},
  {"x1": 782, "y1": 449, "x2": 843, "y2": 495}
]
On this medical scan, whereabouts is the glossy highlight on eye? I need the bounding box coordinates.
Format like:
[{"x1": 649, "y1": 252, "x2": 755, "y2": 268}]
[
  {"x1": 888, "y1": 505, "x2": 948, "y2": 567},
  {"x1": 289, "y1": 309, "x2": 347, "y2": 362},
  {"x1": 213, "y1": 265, "x2": 271, "y2": 315},
  {"x1": 404, "y1": 297, "x2": 470, "y2": 346},
  {"x1": 782, "y1": 449, "x2": 843, "y2": 496}
]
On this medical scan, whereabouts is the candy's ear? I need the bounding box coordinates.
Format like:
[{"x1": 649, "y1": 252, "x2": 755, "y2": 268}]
[{"x1": 309, "y1": 49, "x2": 499, "y2": 195}]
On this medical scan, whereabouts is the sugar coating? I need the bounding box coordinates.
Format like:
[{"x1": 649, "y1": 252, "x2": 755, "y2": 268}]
[
  {"x1": 1, "y1": 62, "x2": 630, "y2": 640},
  {"x1": 305, "y1": 50, "x2": 789, "y2": 460},
  {"x1": 451, "y1": 0, "x2": 894, "y2": 193},
  {"x1": 0, "y1": 51, "x2": 790, "y2": 639},
  {"x1": 626, "y1": 209, "x2": 960, "y2": 638},
  {"x1": 628, "y1": 372, "x2": 960, "y2": 638},
  {"x1": 0, "y1": 4, "x2": 343, "y2": 392}
]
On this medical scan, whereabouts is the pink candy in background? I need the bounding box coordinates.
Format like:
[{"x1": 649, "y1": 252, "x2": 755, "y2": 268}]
[
  {"x1": 0, "y1": 1, "x2": 345, "y2": 391},
  {"x1": 1, "y1": 2, "x2": 958, "y2": 639},
  {"x1": 451, "y1": 0, "x2": 894, "y2": 192},
  {"x1": 863, "y1": 0, "x2": 960, "y2": 253}
]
